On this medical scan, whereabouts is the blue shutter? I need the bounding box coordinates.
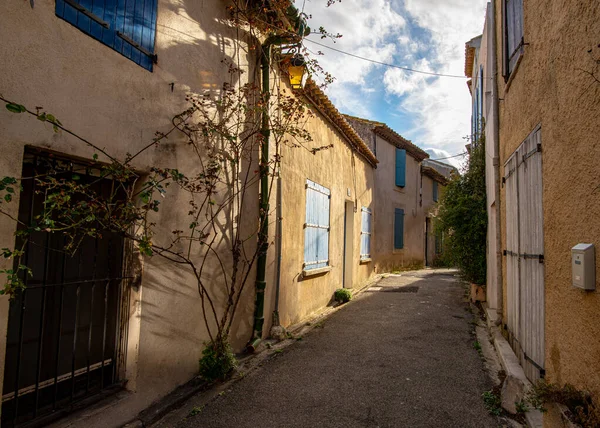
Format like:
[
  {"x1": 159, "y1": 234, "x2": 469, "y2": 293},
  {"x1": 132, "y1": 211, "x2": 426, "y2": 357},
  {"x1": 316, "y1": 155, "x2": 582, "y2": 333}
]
[
  {"x1": 360, "y1": 208, "x2": 371, "y2": 259},
  {"x1": 395, "y1": 148, "x2": 406, "y2": 187},
  {"x1": 433, "y1": 181, "x2": 438, "y2": 202},
  {"x1": 394, "y1": 208, "x2": 404, "y2": 249},
  {"x1": 304, "y1": 180, "x2": 330, "y2": 270},
  {"x1": 55, "y1": 0, "x2": 158, "y2": 71}
]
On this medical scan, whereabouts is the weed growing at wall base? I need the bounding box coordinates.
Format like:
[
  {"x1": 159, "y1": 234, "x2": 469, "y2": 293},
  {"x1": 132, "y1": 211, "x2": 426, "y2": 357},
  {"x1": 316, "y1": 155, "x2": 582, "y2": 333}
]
[{"x1": 334, "y1": 288, "x2": 352, "y2": 304}]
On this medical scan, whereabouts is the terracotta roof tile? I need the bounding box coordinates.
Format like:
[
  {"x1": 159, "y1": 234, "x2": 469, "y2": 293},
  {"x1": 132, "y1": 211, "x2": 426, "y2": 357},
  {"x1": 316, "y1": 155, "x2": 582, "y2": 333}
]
[{"x1": 301, "y1": 79, "x2": 378, "y2": 167}]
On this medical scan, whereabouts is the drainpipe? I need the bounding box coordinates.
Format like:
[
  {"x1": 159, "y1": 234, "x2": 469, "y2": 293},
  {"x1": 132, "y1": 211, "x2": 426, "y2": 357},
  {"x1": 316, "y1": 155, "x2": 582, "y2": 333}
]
[
  {"x1": 491, "y1": 0, "x2": 504, "y2": 324},
  {"x1": 272, "y1": 167, "x2": 283, "y2": 326},
  {"x1": 248, "y1": 42, "x2": 272, "y2": 352}
]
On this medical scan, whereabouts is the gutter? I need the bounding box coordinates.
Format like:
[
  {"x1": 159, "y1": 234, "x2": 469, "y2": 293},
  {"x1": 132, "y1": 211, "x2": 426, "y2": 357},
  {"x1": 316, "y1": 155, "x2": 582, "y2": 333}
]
[{"x1": 248, "y1": 42, "x2": 272, "y2": 352}]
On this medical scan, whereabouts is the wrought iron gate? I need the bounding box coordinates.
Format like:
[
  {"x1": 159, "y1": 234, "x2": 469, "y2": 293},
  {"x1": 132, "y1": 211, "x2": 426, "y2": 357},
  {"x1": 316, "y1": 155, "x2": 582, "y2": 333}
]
[
  {"x1": 504, "y1": 127, "x2": 545, "y2": 381},
  {"x1": 2, "y1": 149, "x2": 130, "y2": 427}
]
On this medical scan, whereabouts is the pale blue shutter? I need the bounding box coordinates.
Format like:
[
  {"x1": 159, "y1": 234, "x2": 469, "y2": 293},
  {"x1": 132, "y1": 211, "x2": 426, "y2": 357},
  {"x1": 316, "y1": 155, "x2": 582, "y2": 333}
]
[
  {"x1": 505, "y1": 0, "x2": 524, "y2": 74},
  {"x1": 394, "y1": 208, "x2": 404, "y2": 249},
  {"x1": 304, "y1": 180, "x2": 330, "y2": 270},
  {"x1": 433, "y1": 181, "x2": 438, "y2": 202},
  {"x1": 56, "y1": 0, "x2": 158, "y2": 71},
  {"x1": 360, "y1": 207, "x2": 371, "y2": 259},
  {"x1": 395, "y1": 149, "x2": 406, "y2": 187}
]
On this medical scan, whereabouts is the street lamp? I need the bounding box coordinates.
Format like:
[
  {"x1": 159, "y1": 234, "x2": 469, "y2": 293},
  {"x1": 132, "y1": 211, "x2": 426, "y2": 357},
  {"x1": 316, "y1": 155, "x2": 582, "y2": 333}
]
[{"x1": 288, "y1": 54, "x2": 306, "y2": 89}]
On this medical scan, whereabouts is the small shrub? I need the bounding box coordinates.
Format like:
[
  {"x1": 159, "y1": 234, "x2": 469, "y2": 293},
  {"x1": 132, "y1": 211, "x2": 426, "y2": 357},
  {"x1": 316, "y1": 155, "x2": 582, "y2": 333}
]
[
  {"x1": 188, "y1": 405, "x2": 204, "y2": 417},
  {"x1": 515, "y1": 400, "x2": 528, "y2": 414},
  {"x1": 334, "y1": 288, "x2": 352, "y2": 303},
  {"x1": 482, "y1": 390, "x2": 502, "y2": 416},
  {"x1": 199, "y1": 338, "x2": 237, "y2": 381}
]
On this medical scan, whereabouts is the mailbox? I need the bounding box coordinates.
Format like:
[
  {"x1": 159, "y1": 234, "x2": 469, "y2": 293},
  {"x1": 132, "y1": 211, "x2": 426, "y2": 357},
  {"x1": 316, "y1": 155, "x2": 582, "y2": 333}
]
[{"x1": 572, "y1": 243, "x2": 595, "y2": 291}]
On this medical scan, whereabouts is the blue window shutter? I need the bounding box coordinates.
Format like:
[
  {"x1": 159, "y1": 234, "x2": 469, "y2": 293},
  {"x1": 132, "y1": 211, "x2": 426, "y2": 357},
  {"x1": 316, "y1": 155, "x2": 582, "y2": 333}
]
[
  {"x1": 433, "y1": 181, "x2": 438, "y2": 202},
  {"x1": 394, "y1": 208, "x2": 404, "y2": 249},
  {"x1": 395, "y1": 148, "x2": 406, "y2": 187},
  {"x1": 304, "y1": 180, "x2": 330, "y2": 270},
  {"x1": 55, "y1": 0, "x2": 157, "y2": 71}
]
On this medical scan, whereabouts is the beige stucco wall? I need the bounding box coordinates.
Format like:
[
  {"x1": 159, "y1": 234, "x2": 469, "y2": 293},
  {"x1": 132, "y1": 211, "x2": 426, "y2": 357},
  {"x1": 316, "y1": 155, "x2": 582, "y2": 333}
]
[
  {"x1": 372, "y1": 135, "x2": 424, "y2": 272},
  {"x1": 0, "y1": 0, "x2": 260, "y2": 421},
  {"x1": 469, "y1": 3, "x2": 500, "y2": 310},
  {"x1": 494, "y1": 0, "x2": 600, "y2": 411},
  {"x1": 264, "y1": 82, "x2": 376, "y2": 328}
]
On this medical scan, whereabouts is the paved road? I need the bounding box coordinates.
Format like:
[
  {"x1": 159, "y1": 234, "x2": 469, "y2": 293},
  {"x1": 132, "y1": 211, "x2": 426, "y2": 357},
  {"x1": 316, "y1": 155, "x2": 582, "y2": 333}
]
[{"x1": 173, "y1": 270, "x2": 498, "y2": 428}]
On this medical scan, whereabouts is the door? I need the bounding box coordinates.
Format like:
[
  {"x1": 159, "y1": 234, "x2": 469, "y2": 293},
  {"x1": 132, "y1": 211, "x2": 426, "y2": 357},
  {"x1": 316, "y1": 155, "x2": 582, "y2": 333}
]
[
  {"x1": 2, "y1": 150, "x2": 129, "y2": 427},
  {"x1": 425, "y1": 217, "x2": 431, "y2": 266},
  {"x1": 342, "y1": 201, "x2": 354, "y2": 288},
  {"x1": 504, "y1": 127, "x2": 545, "y2": 381}
]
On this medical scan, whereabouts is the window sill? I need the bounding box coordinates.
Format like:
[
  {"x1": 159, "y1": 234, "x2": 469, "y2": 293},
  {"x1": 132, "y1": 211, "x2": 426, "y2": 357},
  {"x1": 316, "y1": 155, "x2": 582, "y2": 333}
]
[
  {"x1": 392, "y1": 248, "x2": 404, "y2": 254},
  {"x1": 302, "y1": 266, "x2": 331, "y2": 278},
  {"x1": 393, "y1": 186, "x2": 406, "y2": 194},
  {"x1": 359, "y1": 258, "x2": 372, "y2": 264}
]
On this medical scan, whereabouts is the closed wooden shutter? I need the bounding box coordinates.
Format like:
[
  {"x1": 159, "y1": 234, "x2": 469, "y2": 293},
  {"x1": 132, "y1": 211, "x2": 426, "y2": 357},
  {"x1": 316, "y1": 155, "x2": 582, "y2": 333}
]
[
  {"x1": 395, "y1": 148, "x2": 406, "y2": 187},
  {"x1": 304, "y1": 180, "x2": 330, "y2": 270},
  {"x1": 394, "y1": 208, "x2": 404, "y2": 249},
  {"x1": 55, "y1": 0, "x2": 158, "y2": 71},
  {"x1": 504, "y1": 0, "x2": 524, "y2": 76},
  {"x1": 360, "y1": 207, "x2": 372, "y2": 259}
]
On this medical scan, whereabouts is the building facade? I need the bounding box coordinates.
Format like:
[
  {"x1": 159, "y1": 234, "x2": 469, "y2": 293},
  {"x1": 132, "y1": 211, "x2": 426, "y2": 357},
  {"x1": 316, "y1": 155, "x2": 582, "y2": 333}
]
[{"x1": 468, "y1": 0, "x2": 600, "y2": 422}]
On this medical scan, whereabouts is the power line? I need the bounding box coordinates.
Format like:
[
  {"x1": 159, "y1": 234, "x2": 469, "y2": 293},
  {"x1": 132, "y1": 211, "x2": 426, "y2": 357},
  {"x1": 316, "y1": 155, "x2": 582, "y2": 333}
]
[
  {"x1": 304, "y1": 39, "x2": 469, "y2": 79},
  {"x1": 431, "y1": 152, "x2": 468, "y2": 161}
]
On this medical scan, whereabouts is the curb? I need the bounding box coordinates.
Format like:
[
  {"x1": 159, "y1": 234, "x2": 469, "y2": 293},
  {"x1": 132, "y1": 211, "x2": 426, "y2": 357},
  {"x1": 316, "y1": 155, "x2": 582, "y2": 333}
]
[{"x1": 484, "y1": 309, "x2": 543, "y2": 428}]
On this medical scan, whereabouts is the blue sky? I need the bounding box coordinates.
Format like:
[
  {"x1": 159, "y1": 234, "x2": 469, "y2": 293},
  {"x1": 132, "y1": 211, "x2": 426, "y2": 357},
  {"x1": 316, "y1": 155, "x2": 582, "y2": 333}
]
[{"x1": 302, "y1": 0, "x2": 488, "y2": 168}]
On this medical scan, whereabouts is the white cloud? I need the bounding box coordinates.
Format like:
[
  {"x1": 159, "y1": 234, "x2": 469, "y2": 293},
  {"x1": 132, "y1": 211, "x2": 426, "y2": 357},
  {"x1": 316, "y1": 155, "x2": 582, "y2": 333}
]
[{"x1": 301, "y1": 0, "x2": 488, "y2": 158}]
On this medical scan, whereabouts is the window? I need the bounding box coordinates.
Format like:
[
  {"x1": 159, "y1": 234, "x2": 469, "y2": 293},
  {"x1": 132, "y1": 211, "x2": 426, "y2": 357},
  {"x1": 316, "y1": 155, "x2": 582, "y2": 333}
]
[
  {"x1": 503, "y1": 0, "x2": 524, "y2": 77},
  {"x1": 360, "y1": 207, "x2": 372, "y2": 260},
  {"x1": 304, "y1": 179, "x2": 330, "y2": 270},
  {"x1": 55, "y1": 0, "x2": 158, "y2": 71},
  {"x1": 394, "y1": 208, "x2": 404, "y2": 249},
  {"x1": 433, "y1": 181, "x2": 438, "y2": 202},
  {"x1": 395, "y1": 148, "x2": 406, "y2": 187}
]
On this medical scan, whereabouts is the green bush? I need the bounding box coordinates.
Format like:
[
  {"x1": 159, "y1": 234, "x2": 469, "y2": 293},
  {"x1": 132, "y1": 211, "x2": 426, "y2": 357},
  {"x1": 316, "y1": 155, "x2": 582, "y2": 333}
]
[
  {"x1": 334, "y1": 288, "x2": 352, "y2": 304},
  {"x1": 199, "y1": 337, "x2": 237, "y2": 381},
  {"x1": 434, "y1": 130, "x2": 487, "y2": 285}
]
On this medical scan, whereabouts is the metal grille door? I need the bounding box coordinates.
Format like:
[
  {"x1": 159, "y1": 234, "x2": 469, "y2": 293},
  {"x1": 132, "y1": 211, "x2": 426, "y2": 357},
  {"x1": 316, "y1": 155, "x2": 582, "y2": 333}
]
[
  {"x1": 2, "y1": 150, "x2": 129, "y2": 427},
  {"x1": 504, "y1": 127, "x2": 545, "y2": 381}
]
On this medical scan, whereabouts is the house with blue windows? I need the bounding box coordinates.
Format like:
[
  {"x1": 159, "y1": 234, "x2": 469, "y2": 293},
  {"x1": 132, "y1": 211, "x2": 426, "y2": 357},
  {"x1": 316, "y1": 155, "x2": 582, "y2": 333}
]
[{"x1": 344, "y1": 116, "x2": 445, "y2": 272}]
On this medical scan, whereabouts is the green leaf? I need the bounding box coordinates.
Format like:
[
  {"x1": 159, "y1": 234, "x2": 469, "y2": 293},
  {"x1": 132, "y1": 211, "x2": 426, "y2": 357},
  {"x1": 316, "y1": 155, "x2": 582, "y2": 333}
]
[
  {"x1": 5, "y1": 103, "x2": 26, "y2": 113},
  {"x1": 37, "y1": 113, "x2": 47, "y2": 122},
  {"x1": 72, "y1": 174, "x2": 80, "y2": 181},
  {"x1": 93, "y1": 154, "x2": 99, "y2": 161},
  {"x1": 4, "y1": 194, "x2": 12, "y2": 203},
  {"x1": 6, "y1": 187, "x2": 14, "y2": 193}
]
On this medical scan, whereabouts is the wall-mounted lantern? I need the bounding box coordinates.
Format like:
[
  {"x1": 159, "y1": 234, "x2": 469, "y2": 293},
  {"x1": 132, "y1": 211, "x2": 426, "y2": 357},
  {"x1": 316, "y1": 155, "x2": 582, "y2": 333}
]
[{"x1": 288, "y1": 54, "x2": 306, "y2": 89}]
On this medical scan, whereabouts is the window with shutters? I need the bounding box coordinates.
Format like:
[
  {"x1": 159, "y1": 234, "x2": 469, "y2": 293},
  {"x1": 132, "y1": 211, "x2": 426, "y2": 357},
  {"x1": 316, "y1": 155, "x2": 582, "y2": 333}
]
[
  {"x1": 360, "y1": 207, "x2": 372, "y2": 260},
  {"x1": 55, "y1": 0, "x2": 158, "y2": 71},
  {"x1": 503, "y1": 0, "x2": 524, "y2": 77},
  {"x1": 394, "y1": 208, "x2": 404, "y2": 250},
  {"x1": 433, "y1": 181, "x2": 438, "y2": 202},
  {"x1": 395, "y1": 148, "x2": 406, "y2": 187},
  {"x1": 304, "y1": 180, "x2": 330, "y2": 270}
]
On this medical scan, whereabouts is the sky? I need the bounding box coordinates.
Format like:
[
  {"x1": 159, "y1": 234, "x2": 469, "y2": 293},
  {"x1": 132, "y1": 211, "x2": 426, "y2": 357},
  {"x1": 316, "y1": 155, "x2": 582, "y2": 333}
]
[{"x1": 301, "y1": 0, "x2": 488, "y2": 168}]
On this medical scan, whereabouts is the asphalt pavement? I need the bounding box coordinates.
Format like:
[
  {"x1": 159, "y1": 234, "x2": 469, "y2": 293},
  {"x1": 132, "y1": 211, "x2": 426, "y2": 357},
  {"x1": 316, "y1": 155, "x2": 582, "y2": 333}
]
[{"x1": 170, "y1": 270, "x2": 499, "y2": 428}]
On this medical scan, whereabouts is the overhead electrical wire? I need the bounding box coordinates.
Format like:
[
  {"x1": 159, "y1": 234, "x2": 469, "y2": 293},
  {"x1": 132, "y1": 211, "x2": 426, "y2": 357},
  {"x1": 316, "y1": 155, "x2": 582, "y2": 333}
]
[
  {"x1": 430, "y1": 151, "x2": 468, "y2": 161},
  {"x1": 303, "y1": 39, "x2": 469, "y2": 79}
]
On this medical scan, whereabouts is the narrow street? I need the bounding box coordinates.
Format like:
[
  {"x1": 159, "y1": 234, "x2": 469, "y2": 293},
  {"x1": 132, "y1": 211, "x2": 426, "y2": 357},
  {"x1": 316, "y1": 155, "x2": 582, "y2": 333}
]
[{"x1": 165, "y1": 270, "x2": 498, "y2": 428}]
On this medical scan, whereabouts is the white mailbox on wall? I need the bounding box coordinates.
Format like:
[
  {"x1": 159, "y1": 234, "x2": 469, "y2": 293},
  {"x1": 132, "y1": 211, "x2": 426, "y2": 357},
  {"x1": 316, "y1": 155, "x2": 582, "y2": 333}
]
[{"x1": 572, "y1": 243, "x2": 595, "y2": 291}]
